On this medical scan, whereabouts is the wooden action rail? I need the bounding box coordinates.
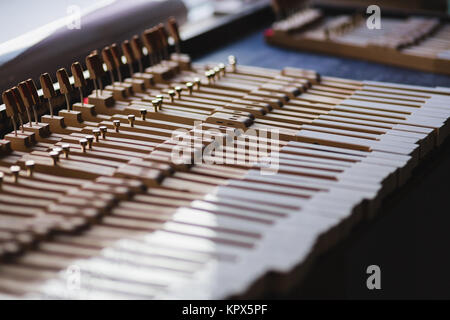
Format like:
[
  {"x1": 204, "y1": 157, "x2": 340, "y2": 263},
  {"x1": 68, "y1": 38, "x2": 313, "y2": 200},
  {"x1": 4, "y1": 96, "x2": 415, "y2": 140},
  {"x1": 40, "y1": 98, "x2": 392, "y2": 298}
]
[
  {"x1": 265, "y1": 6, "x2": 450, "y2": 74},
  {"x1": 0, "y1": 17, "x2": 449, "y2": 299}
]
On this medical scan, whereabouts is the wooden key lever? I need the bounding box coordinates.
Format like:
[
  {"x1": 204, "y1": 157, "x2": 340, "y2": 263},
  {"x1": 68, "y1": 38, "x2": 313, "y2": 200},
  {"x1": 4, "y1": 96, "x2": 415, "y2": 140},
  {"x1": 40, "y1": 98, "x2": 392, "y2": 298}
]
[
  {"x1": 11, "y1": 87, "x2": 26, "y2": 131},
  {"x1": 86, "y1": 53, "x2": 114, "y2": 110},
  {"x1": 2, "y1": 87, "x2": 37, "y2": 150},
  {"x1": 114, "y1": 42, "x2": 146, "y2": 93},
  {"x1": 56, "y1": 68, "x2": 86, "y2": 127},
  {"x1": 17, "y1": 81, "x2": 51, "y2": 140},
  {"x1": 156, "y1": 24, "x2": 181, "y2": 75},
  {"x1": 167, "y1": 17, "x2": 191, "y2": 70},
  {"x1": 101, "y1": 46, "x2": 129, "y2": 100},
  {"x1": 26, "y1": 79, "x2": 41, "y2": 124},
  {"x1": 142, "y1": 28, "x2": 156, "y2": 66},
  {"x1": 71, "y1": 62, "x2": 86, "y2": 105},
  {"x1": 40, "y1": 73, "x2": 56, "y2": 117},
  {"x1": 142, "y1": 28, "x2": 173, "y2": 82},
  {"x1": 17, "y1": 82, "x2": 34, "y2": 127},
  {"x1": 168, "y1": 16, "x2": 181, "y2": 54},
  {"x1": 122, "y1": 40, "x2": 136, "y2": 78},
  {"x1": 111, "y1": 42, "x2": 147, "y2": 93},
  {"x1": 125, "y1": 37, "x2": 155, "y2": 87},
  {"x1": 130, "y1": 35, "x2": 144, "y2": 73},
  {"x1": 56, "y1": 68, "x2": 73, "y2": 112},
  {"x1": 2, "y1": 90, "x2": 19, "y2": 136},
  {"x1": 40, "y1": 72, "x2": 69, "y2": 132},
  {"x1": 71, "y1": 61, "x2": 101, "y2": 122},
  {"x1": 2, "y1": 90, "x2": 34, "y2": 151}
]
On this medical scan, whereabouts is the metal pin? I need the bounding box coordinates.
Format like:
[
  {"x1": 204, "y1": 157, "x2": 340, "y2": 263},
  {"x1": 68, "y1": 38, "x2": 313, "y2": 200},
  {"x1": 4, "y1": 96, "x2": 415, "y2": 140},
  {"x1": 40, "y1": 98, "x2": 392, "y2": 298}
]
[
  {"x1": 194, "y1": 77, "x2": 201, "y2": 89},
  {"x1": 218, "y1": 63, "x2": 226, "y2": 76},
  {"x1": 228, "y1": 55, "x2": 236, "y2": 72},
  {"x1": 92, "y1": 129, "x2": 100, "y2": 142},
  {"x1": 100, "y1": 126, "x2": 107, "y2": 139},
  {"x1": 79, "y1": 88, "x2": 84, "y2": 106},
  {"x1": 156, "y1": 95, "x2": 163, "y2": 110},
  {"x1": 25, "y1": 160, "x2": 35, "y2": 177},
  {"x1": 11, "y1": 116, "x2": 17, "y2": 136},
  {"x1": 18, "y1": 114, "x2": 24, "y2": 133},
  {"x1": 0, "y1": 172, "x2": 3, "y2": 188},
  {"x1": 205, "y1": 71, "x2": 211, "y2": 84},
  {"x1": 113, "y1": 120, "x2": 121, "y2": 132},
  {"x1": 210, "y1": 69, "x2": 217, "y2": 81},
  {"x1": 168, "y1": 90, "x2": 175, "y2": 103},
  {"x1": 140, "y1": 109, "x2": 147, "y2": 121},
  {"x1": 186, "y1": 82, "x2": 193, "y2": 95},
  {"x1": 213, "y1": 67, "x2": 220, "y2": 79},
  {"x1": 10, "y1": 165, "x2": 20, "y2": 183},
  {"x1": 138, "y1": 59, "x2": 143, "y2": 74},
  {"x1": 44, "y1": 98, "x2": 52, "y2": 118},
  {"x1": 94, "y1": 80, "x2": 99, "y2": 98},
  {"x1": 25, "y1": 107, "x2": 33, "y2": 127},
  {"x1": 128, "y1": 63, "x2": 134, "y2": 79},
  {"x1": 86, "y1": 135, "x2": 94, "y2": 149},
  {"x1": 49, "y1": 150, "x2": 59, "y2": 165},
  {"x1": 157, "y1": 98, "x2": 163, "y2": 110},
  {"x1": 109, "y1": 70, "x2": 115, "y2": 89},
  {"x1": 128, "y1": 115, "x2": 135, "y2": 127},
  {"x1": 152, "y1": 99, "x2": 159, "y2": 112},
  {"x1": 62, "y1": 144, "x2": 70, "y2": 158},
  {"x1": 98, "y1": 79, "x2": 103, "y2": 93},
  {"x1": 79, "y1": 139, "x2": 88, "y2": 153},
  {"x1": 31, "y1": 106, "x2": 38, "y2": 125},
  {"x1": 175, "y1": 86, "x2": 182, "y2": 99},
  {"x1": 65, "y1": 93, "x2": 71, "y2": 112}
]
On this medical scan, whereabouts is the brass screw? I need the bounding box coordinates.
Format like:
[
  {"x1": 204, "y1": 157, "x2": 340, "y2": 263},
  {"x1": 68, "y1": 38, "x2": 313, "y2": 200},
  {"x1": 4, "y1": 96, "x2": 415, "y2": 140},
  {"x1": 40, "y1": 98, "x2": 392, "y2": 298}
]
[
  {"x1": 85, "y1": 135, "x2": 94, "y2": 149},
  {"x1": 128, "y1": 114, "x2": 135, "y2": 127},
  {"x1": 113, "y1": 120, "x2": 120, "y2": 132},
  {"x1": 25, "y1": 160, "x2": 35, "y2": 177},
  {"x1": 218, "y1": 63, "x2": 226, "y2": 75},
  {"x1": 140, "y1": 109, "x2": 147, "y2": 121},
  {"x1": 194, "y1": 77, "x2": 201, "y2": 89},
  {"x1": 186, "y1": 82, "x2": 193, "y2": 95},
  {"x1": 10, "y1": 165, "x2": 20, "y2": 182},
  {"x1": 156, "y1": 95, "x2": 164, "y2": 110},
  {"x1": 99, "y1": 126, "x2": 107, "y2": 139},
  {"x1": 92, "y1": 129, "x2": 100, "y2": 142},
  {"x1": 79, "y1": 138, "x2": 88, "y2": 153},
  {"x1": 209, "y1": 69, "x2": 216, "y2": 81},
  {"x1": 213, "y1": 67, "x2": 220, "y2": 79},
  {"x1": 228, "y1": 55, "x2": 236, "y2": 72},
  {"x1": 205, "y1": 71, "x2": 211, "y2": 84},
  {"x1": 168, "y1": 90, "x2": 175, "y2": 103},
  {"x1": 175, "y1": 86, "x2": 182, "y2": 99},
  {"x1": 157, "y1": 98, "x2": 163, "y2": 110},
  {"x1": 152, "y1": 99, "x2": 159, "y2": 112},
  {"x1": 62, "y1": 144, "x2": 70, "y2": 158},
  {"x1": 49, "y1": 151, "x2": 59, "y2": 165}
]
